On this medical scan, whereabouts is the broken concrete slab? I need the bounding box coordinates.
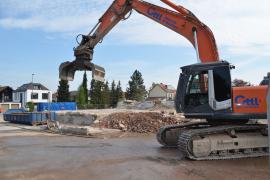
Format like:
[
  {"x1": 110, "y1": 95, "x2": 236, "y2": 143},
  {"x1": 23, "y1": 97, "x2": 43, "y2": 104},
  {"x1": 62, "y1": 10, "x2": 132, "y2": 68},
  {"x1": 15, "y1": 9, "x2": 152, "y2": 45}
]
[
  {"x1": 56, "y1": 112, "x2": 97, "y2": 126},
  {"x1": 58, "y1": 125, "x2": 122, "y2": 138}
]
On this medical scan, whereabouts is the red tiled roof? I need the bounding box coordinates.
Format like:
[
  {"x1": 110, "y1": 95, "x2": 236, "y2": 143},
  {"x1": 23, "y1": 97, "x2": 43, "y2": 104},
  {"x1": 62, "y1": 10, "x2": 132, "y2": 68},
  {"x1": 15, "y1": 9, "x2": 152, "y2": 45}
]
[{"x1": 157, "y1": 83, "x2": 176, "y2": 93}]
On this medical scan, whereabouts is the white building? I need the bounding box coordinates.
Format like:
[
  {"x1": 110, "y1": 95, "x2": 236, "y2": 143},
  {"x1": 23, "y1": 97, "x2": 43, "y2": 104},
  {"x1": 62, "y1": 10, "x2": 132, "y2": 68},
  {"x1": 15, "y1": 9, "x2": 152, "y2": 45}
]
[
  {"x1": 13, "y1": 83, "x2": 52, "y2": 107},
  {"x1": 148, "y1": 83, "x2": 176, "y2": 101}
]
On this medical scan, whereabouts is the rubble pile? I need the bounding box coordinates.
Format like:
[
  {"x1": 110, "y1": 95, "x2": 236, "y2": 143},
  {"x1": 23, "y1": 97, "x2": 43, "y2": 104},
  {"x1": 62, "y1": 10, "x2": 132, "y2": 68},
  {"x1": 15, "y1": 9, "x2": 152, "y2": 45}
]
[{"x1": 96, "y1": 112, "x2": 181, "y2": 133}]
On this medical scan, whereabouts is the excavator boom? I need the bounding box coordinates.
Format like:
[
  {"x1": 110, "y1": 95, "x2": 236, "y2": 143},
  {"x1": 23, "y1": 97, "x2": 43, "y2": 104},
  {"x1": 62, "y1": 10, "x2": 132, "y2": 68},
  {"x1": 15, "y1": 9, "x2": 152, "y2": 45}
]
[{"x1": 59, "y1": 0, "x2": 219, "y2": 81}]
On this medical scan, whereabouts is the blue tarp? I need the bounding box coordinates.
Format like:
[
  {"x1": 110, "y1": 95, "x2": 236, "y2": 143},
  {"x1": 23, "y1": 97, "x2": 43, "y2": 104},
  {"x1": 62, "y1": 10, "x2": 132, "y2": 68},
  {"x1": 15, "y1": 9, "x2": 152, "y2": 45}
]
[{"x1": 37, "y1": 102, "x2": 77, "y2": 112}]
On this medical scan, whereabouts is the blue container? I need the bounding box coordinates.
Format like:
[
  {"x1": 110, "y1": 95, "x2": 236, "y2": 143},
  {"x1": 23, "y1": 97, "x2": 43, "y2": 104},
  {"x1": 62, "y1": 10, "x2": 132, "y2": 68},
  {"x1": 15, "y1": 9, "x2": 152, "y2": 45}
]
[
  {"x1": 3, "y1": 109, "x2": 26, "y2": 122},
  {"x1": 4, "y1": 110, "x2": 56, "y2": 125},
  {"x1": 37, "y1": 102, "x2": 77, "y2": 112}
]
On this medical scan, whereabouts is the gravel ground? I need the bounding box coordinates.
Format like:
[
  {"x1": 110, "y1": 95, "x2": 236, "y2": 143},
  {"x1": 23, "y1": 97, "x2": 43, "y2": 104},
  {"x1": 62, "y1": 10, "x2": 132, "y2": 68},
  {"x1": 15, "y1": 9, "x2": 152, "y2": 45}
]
[{"x1": 0, "y1": 122, "x2": 270, "y2": 180}]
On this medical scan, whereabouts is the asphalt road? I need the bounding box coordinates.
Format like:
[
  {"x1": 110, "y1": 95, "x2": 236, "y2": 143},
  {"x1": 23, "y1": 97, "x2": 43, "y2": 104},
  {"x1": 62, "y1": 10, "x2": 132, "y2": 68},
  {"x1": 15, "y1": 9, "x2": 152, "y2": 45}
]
[{"x1": 0, "y1": 116, "x2": 270, "y2": 180}]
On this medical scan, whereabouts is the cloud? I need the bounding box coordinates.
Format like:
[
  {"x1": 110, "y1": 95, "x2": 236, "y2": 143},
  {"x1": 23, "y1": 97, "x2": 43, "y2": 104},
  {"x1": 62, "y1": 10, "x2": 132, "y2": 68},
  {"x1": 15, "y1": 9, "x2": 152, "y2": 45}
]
[
  {"x1": 1, "y1": 0, "x2": 269, "y2": 46},
  {"x1": 0, "y1": 0, "x2": 108, "y2": 33},
  {"x1": 0, "y1": 0, "x2": 269, "y2": 88}
]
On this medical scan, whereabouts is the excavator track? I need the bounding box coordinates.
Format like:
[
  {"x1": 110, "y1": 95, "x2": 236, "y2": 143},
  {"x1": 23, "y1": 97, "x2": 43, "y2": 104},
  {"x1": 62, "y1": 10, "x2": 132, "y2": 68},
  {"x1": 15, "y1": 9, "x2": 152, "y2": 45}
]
[
  {"x1": 156, "y1": 121, "x2": 209, "y2": 147},
  {"x1": 178, "y1": 124, "x2": 269, "y2": 160}
]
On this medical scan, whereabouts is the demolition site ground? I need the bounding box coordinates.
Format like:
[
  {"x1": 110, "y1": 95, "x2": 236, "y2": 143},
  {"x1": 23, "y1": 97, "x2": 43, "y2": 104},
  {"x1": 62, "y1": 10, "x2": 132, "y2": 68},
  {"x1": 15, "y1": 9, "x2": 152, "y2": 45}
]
[{"x1": 0, "y1": 111, "x2": 270, "y2": 180}]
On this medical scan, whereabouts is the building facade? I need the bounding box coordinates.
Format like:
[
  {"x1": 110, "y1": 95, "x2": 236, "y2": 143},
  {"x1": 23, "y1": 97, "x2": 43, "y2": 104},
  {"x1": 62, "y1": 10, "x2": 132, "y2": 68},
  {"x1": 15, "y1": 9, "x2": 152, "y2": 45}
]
[
  {"x1": 13, "y1": 83, "x2": 52, "y2": 107},
  {"x1": 0, "y1": 86, "x2": 13, "y2": 102},
  {"x1": 148, "y1": 83, "x2": 176, "y2": 101}
]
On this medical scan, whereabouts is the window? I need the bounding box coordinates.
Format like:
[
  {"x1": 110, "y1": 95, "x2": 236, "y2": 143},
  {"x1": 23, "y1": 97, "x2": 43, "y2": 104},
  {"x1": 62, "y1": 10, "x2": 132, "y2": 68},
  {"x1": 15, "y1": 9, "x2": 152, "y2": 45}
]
[
  {"x1": 42, "y1": 93, "x2": 48, "y2": 100},
  {"x1": 213, "y1": 66, "x2": 231, "y2": 101},
  {"x1": 31, "y1": 93, "x2": 38, "y2": 99},
  {"x1": 185, "y1": 71, "x2": 209, "y2": 107},
  {"x1": 33, "y1": 85, "x2": 40, "y2": 90},
  {"x1": 187, "y1": 72, "x2": 208, "y2": 94},
  {"x1": 4, "y1": 96, "x2": 9, "y2": 101}
]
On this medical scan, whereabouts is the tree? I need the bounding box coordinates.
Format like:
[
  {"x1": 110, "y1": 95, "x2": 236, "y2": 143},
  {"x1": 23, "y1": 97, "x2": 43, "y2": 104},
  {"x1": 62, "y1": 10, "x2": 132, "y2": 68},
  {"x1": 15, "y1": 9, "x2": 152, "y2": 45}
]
[
  {"x1": 116, "y1": 81, "x2": 123, "y2": 102},
  {"x1": 126, "y1": 70, "x2": 147, "y2": 101},
  {"x1": 57, "y1": 80, "x2": 70, "y2": 102},
  {"x1": 102, "y1": 81, "x2": 111, "y2": 107},
  {"x1": 110, "y1": 80, "x2": 117, "y2": 107},
  {"x1": 82, "y1": 71, "x2": 88, "y2": 103},
  {"x1": 26, "y1": 102, "x2": 34, "y2": 112},
  {"x1": 232, "y1": 79, "x2": 251, "y2": 87},
  {"x1": 77, "y1": 85, "x2": 87, "y2": 107},
  {"x1": 90, "y1": 80, "x2": 104, "y2": 109}
]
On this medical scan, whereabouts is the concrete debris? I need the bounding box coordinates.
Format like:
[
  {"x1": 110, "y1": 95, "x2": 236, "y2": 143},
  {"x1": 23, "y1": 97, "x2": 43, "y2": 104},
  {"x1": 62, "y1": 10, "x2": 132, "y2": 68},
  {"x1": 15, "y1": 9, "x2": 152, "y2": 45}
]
[
  {"x1": 95, "y1": 112, "x2": 182, "y2": 133},
  {"x1": 56, "y1": 112, "x2": 97, "y2": 126},
  {"x1": 117, "y1": 100, "x2": 175, "y2": 111}
]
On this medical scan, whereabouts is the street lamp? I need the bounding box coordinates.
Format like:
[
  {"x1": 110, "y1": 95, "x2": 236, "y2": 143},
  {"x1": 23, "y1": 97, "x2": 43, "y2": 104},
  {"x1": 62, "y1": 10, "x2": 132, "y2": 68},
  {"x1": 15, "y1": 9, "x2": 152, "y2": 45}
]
[
  {"x1": 32, "y1": 73, "x2": 35, "y2": 84},
  {"x1": 31, "y1": 73, "x2": 35, "y2": 99}
]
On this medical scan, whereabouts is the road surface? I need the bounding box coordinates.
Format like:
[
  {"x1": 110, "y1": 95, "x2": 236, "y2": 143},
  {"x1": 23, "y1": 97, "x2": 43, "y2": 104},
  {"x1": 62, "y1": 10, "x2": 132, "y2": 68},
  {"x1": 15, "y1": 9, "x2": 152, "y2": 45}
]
[{"x1": 0, "y1": 114, "x2": 269, "y2": 180}]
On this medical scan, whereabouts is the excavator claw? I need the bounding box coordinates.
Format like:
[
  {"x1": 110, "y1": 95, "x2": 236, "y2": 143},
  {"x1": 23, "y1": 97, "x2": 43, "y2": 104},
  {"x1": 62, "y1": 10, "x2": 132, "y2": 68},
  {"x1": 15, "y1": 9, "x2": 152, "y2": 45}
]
[{"x1": 59, "y1": 58, "x2": 105, "y2": 82}]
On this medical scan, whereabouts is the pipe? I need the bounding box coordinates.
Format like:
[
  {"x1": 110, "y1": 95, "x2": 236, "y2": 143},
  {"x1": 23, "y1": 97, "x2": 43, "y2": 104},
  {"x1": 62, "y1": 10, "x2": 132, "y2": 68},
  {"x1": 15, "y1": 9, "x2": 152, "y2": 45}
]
[
  {"x1": 88, "y1": 21, "x2": 101, "y2": 36},
  {"x1": 193, "y1": 28, "x2": 201, "y2": 63},
  {"x1": 161, "y1": 0, "x2": 189, "y2": 15}
]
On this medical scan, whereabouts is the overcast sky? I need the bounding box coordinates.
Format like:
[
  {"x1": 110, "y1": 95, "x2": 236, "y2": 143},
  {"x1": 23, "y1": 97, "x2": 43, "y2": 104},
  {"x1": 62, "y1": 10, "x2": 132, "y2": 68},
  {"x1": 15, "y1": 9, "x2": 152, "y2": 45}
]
[{"x1": 0, "y1": 0, "x2": 269, "y2": 91}]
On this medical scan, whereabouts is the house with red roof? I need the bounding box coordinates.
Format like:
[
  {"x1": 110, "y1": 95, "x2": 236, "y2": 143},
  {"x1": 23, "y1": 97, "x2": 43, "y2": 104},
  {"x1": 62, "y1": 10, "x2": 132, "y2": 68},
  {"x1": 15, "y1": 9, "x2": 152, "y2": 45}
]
[{"x1": 148, "y1": 83, "x2": 176, "y2": 101}]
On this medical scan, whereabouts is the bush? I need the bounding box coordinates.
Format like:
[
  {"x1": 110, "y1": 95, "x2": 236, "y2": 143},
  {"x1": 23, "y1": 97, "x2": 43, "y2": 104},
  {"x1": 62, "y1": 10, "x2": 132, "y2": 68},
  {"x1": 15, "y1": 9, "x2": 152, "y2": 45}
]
[{"x1": 26, "y1": 102, "x2": 35, "y2": 112}]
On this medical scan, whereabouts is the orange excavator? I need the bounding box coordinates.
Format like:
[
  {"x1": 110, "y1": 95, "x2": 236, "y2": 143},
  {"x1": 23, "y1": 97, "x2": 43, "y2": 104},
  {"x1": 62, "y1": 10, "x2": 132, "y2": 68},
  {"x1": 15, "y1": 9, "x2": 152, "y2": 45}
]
[{"x1": 59, "y1": 0, "x2": 269, "y2": 160}]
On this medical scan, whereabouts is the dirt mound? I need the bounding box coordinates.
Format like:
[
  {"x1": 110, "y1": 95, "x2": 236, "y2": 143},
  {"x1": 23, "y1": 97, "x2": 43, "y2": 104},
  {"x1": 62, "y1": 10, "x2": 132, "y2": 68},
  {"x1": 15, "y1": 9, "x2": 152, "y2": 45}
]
[{"x1": 95, "y1": 112, "x2": 181, "y2": 133}]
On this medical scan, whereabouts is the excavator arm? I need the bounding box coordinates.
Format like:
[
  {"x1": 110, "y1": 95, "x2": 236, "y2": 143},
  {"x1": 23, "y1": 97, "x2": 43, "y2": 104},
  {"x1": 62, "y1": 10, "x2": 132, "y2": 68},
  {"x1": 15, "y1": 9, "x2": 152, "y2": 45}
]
[{"x1": 59, "y1": 0, "x2": 220, "y2": 81}]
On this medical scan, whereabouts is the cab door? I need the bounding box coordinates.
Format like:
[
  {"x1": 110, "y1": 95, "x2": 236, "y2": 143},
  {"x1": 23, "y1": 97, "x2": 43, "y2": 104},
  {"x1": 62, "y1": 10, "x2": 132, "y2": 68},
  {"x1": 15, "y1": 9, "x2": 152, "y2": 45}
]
[{"x1": 208, "y1": 66, "x2": 232, "y2": 111}]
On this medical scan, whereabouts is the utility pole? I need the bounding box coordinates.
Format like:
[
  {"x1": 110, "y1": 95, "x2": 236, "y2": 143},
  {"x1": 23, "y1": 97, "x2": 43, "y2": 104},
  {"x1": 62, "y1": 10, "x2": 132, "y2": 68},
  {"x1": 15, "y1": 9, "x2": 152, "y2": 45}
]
[
  {"x1": 31, "y1": 73, "x2": 35, "y2": 101},
  {"x1": 32, "y1": 73, "x2": 35, "y2": 84}
]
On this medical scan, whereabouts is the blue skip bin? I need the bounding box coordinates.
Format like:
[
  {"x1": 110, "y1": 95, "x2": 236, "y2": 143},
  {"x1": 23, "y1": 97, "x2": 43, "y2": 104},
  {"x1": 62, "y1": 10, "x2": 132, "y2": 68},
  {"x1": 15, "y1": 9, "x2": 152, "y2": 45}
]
[
  {"x1": 4, "y1": 109, "x2": 56, "y2": 125},
  {"x1": 37, "y1": 102, "x2": 77, "y2": 112}
]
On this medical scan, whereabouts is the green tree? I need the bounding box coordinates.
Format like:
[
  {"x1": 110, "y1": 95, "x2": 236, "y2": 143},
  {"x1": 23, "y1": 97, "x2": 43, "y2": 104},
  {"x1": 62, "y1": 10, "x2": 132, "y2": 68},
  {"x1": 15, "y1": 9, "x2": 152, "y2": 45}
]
[
  {"x1": 77, "y1": 85, "x2": 86, "y2": 107},
  {"x1": 57, "y1": 79, "x2": 70, "y2": 102},
  {"x1": 82, "y1": 71, "x2": 88, "y2": 103},
  {"x1": 232, "y1": 79, "x2": 251, "y2": 87},
  {"x1": 102, "y1": 81, "x2": 111, "y2": 108},
  {"x1": 126, "y1": 70, "x2": 147, "y2": 101},
  {"x1": 90, "y1": 80, "x2": 104, "y2": 109},
  {"x1": 110, "y1": 80, "x2": 118, "y2": 107},
  {"x1": 116, "y1": 81, "x2": 123, "y2": 102},
  {"x1": 26, "y1": 102, "x2": 35, "y2": 112}
]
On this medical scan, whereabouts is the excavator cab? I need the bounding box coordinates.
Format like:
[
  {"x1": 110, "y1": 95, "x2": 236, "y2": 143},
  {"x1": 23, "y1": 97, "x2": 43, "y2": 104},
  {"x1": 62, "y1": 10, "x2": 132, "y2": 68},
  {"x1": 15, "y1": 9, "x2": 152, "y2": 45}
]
[{"x1": 175, "y1": 61, "x2": 233, "y2": 119}]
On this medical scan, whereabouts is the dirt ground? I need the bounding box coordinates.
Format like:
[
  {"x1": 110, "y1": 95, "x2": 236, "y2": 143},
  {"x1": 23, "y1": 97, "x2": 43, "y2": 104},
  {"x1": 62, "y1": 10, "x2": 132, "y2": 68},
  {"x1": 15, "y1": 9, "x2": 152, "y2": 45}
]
[{"x1": 0, "y1": 114, "x2": 270, "y2": 180}]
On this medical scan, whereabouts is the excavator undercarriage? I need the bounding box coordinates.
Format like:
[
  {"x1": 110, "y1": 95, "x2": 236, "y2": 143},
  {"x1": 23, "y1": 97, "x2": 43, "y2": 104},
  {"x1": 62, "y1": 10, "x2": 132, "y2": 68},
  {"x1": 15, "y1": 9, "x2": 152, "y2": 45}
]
[{"x1": 157, "y1": 122, "x2": 268, "y2": 160}]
